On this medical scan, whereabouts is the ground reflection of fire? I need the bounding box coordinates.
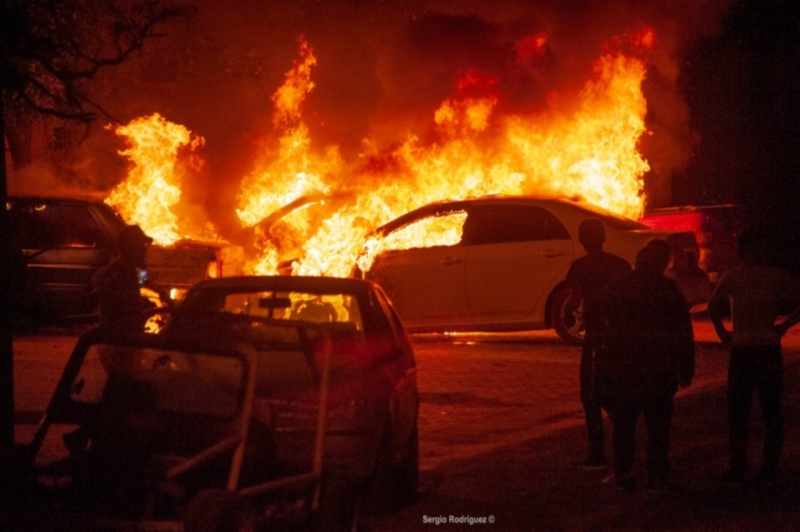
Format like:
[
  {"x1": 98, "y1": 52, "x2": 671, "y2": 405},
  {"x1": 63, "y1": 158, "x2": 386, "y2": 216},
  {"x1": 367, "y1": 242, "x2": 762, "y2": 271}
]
[{"x1": 107, "y1": 29, "x2": 653, "y2": 278}]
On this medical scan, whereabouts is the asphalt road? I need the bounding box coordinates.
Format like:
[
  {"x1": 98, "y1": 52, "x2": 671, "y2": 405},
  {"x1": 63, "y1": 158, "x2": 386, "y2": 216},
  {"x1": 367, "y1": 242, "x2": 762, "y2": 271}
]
[{"x1": 10, "y1": 318, "x2": 800, "y2": 530}]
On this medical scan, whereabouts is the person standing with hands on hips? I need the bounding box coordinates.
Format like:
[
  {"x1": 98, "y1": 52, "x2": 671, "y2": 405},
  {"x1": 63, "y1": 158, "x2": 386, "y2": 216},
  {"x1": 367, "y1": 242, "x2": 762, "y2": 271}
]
[{"x1": 708, "y1": 227, "x2": 800, "y2": 485}]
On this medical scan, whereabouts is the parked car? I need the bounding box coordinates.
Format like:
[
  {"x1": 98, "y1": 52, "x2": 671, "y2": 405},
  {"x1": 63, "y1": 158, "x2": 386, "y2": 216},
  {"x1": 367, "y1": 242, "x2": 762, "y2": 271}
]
[
  {"x1": 639, "y1": 204, "x2": 741, "y2": 284},
  {"x1": 356, "y1": 195, "x2": 710, "y2": 344},
  {"x1": 157, "y1": 275, "x2": 419, "y2": 516},
  {"x1": 5, "y1": 195, "x2": 244, "y2": 328}
]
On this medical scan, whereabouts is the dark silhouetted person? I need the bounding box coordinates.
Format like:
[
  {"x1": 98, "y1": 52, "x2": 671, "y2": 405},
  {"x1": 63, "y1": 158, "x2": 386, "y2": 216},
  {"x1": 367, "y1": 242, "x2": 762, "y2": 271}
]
[
  {"x1": 591, "y1": 239, "x2": 695, "y2": 492},
  {"x1": 707, "y1": 228, "x2": 800, "y2": 485},
  {"x1": 92, "y1": 224, "x2": 154, "y2": 334},
  {"x1": 566, "y1": 218, "x2": 632, "y2": 468},
  {"x1": 65, "y1": 225, "x2": 155, "y2": 454}
]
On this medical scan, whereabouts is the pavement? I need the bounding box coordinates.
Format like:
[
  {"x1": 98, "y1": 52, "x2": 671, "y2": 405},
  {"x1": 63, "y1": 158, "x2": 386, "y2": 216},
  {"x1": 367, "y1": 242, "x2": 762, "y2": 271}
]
[
  {"x1": 364, "y1": 319, "x2": 800, "y2": 531},
  {"x1": 6, "y1": 320, "x2": 800, "y2": 531}
]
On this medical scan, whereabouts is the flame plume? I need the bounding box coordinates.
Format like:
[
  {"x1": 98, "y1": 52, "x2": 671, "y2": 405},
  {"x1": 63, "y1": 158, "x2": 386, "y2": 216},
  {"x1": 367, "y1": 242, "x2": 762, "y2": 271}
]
[
  {"x1": 107, "y1": 113, "x2": 207, "y2": 245},
  {"x1": 110, "y1": 29, "x2": 655, "y2": 281},
  {"x1": 289, "y1": 35, "x2": 651, "y2": 277}
]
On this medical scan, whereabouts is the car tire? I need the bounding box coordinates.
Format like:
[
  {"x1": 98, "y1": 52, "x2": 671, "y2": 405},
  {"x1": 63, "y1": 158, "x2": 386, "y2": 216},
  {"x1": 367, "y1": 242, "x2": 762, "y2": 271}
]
[
  {"x1": 317, "y1": 467, "x2": 360, "y2": 531},
  {"x1": 393, "y1": 423, "x2": 419, "y2": 506},
  {"x1": 182, "y1": 488, "x2": 251, "y2": 532},
  {"x1": 549, "y1": 286, "x2": 585, "y2": 345},
  {"x1": 361, "y1": 413, "x2": 419, "y2": 515}
]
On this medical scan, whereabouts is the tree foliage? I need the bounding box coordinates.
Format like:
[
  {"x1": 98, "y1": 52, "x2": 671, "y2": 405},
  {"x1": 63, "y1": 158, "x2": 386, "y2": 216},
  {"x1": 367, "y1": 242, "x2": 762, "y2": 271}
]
[
  {"x1": 0, "y1": 1, "x2": 195, "y2": 449},
  {"x1": 1, "y1": 0, "x2": 194, "y2": 123}
]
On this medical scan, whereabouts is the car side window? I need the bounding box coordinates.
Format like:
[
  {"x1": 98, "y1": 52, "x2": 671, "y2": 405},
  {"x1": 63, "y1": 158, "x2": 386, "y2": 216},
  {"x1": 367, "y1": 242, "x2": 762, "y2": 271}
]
[
  {"x1": 461, "y1": 205, "x2": 569, "y2": 245},
  {"x1": 21, "y1": 204, "x2": 109, "y2": 249},
  {"x1": 382, "y1": 210, "x2": 467, "y2": 251}
]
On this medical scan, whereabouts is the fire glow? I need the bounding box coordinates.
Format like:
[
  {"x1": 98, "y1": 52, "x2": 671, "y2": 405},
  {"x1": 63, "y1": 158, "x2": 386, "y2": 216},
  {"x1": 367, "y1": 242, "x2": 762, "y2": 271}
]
[
  {"x1": 107, "y1": 30, "x2": 652, "y2": 278},
  {"x1": 107, "y1": 113, "x2": 208, "y2": 246}
]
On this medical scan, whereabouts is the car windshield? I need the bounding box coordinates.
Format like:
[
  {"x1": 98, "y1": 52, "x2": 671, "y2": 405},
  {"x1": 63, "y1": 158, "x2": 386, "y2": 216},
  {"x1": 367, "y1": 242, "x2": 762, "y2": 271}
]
[
  {"x1": 69, "y1": 342, "x2": 246, "y2": 419},
  {"x1": 181, "y1": 288, "x2": 365, "y2": 331}
]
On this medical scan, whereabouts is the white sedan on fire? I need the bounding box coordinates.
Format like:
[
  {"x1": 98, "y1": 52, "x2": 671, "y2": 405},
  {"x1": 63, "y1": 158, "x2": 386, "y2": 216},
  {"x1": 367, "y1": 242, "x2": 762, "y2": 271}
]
[{"x1": 356, "y1": 195, "x2": 710, "y2": 344}]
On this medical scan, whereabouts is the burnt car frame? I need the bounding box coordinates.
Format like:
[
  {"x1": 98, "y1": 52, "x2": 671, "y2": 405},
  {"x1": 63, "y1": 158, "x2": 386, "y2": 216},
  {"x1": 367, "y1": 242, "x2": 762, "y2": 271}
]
[
  {"x1": 26, "y1": 328, "x2": 335, "y2": 529},
  {"x1": 25, "y1": 272, "x2": 420, "y2": 528}
]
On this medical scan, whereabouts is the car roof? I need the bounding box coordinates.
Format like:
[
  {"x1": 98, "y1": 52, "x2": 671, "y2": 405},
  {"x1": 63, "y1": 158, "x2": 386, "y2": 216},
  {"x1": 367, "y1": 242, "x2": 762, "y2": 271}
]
[
  {"x1": 188, "y1": 275, "x2": 380, "y2": 294},
  {"x1": 374, "y1": 194, "x2": 645, "y2": 234}
]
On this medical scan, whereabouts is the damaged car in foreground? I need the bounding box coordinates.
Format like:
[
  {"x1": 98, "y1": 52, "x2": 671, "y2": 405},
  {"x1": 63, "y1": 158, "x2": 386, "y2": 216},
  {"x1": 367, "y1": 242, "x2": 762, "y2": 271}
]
[{"x1": 23, "y1": 275, "x2": 418, "y2": 530}]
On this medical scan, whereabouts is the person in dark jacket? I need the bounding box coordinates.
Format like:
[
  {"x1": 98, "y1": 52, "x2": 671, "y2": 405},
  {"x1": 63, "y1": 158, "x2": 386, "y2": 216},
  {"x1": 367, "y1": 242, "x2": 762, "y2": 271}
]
[
  {"x1": 65, "y1": 225, "x2": 155, "y2": 454},
  {"x1": 591, "y1": 239, "x2": 695, "y2": 492},
  {"x1": 707, "y1": 228, "x2": 800, "y2": 484},
  {"x1": 92, "y1": 224, "x2": 154, "y2": 334},
  {"x1": 566, "y1": 218, "x2": 632, "y2": 468}
]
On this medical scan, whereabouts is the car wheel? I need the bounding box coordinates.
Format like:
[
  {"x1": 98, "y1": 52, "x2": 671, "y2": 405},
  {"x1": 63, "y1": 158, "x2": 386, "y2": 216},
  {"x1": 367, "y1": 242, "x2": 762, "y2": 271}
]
[
  {"x1": 182, "y1": 489, "x2": 251, "y2": 532},
  {"x1": 361, "y1": 413, "x2": 419, "y2": 515},
  {"x1": 549, "y1": 286, "x2": 585, "y2": 345},
  {"x1": 316, "y1": 467, "x2": 360, "y2": 531},
  {"x1": 393, "y1": 423, "x2": 419, "y2": 506}
]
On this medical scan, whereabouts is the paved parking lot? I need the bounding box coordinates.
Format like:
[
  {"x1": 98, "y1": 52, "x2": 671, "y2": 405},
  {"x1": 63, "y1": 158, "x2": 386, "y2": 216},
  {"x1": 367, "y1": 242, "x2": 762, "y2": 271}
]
[
  {"x1": 365, "y1": 319, "x2": 800, "y2": 530},
  {"x1": 10, "y1": 318, "x2": 800, "y2": 530}
]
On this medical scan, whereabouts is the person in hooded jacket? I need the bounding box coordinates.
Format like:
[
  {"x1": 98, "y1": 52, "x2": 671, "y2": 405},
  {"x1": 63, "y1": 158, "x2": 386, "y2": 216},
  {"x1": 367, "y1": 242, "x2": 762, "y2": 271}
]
[{"x1": 590, "y1": 239, "x2": 695, "y2": 492}]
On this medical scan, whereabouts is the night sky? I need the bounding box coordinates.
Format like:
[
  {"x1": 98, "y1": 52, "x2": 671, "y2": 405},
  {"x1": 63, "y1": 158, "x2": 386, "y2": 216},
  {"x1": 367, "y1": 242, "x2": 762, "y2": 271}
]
[
  {"x1": 8, "y1": 0, "x2": 800, "y2": 237},
  {"x1": 676, "y1": 0, "x2": 800, "y2": 233}
]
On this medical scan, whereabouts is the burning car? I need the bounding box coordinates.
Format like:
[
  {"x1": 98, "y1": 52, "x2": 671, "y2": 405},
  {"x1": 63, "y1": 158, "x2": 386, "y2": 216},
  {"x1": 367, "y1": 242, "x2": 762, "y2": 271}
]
[
  {"x1": 5, "y1": 195, "x2": 244, "y2": 328},
  {"x1": 356, "y1": 195, "x2": 710, "y2": 344}
]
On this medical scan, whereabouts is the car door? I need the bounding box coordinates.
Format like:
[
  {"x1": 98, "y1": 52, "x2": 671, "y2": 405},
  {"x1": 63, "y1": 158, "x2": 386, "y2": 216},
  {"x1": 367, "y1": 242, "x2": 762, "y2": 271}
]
[
  {"x1": 464, "y1": 204, "x2": 574, "y2": 323},
  {"x1": 365, "y1": 210, "x2": 469, "y2": 329}
]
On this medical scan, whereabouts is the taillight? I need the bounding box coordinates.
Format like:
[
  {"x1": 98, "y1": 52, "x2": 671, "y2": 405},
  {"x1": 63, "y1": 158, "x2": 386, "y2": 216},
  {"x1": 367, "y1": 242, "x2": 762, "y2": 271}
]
[{"x1": 169, "y1": 287, "x2": 187, "y2": 301}]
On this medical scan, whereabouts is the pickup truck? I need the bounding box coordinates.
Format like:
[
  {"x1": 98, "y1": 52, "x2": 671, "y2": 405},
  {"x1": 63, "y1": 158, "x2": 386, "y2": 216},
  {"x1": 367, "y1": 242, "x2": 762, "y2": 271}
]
[{"x1": 6, "y1": 195, "x2": 245, "y2": 328}]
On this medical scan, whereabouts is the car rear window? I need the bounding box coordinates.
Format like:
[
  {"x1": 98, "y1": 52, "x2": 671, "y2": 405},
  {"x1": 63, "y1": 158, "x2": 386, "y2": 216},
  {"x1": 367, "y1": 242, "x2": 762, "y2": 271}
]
[
  {"x1": 10, "y1": 202, "x2": 111, "y2": 249},
  {"x1": 185, "y1": 289, "x2": 365, "y2": 331}
]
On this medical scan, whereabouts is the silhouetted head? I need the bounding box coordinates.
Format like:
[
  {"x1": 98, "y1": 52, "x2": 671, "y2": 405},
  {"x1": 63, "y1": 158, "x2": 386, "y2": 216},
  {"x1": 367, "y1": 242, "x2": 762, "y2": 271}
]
[
  {"x1": 636, "y1": 238, "x2": 672, "y2": 274},
  {"x1": 116, "y1": 225, "x2": 152, "y2": 265},
  {"x1": 578, "y1": 218, "x2": 606, "y2": 250}
]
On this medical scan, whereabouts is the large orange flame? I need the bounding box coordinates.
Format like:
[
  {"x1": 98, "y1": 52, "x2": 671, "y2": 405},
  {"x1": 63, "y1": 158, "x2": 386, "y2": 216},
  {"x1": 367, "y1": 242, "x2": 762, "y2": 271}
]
[
  {"x1": 106, "y1": 113, "x2": 208, "y2": 245},
  {"x1": 288, "y1": 39, "x2": 651, "y2": 277},
  {"x1": 109, "y1": 29, "x2": 655, "y2": 282}
]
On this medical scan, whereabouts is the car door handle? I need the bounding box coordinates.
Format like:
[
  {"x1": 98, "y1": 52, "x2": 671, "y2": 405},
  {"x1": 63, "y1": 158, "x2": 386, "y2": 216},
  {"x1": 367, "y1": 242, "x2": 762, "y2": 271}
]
[
  {"x1": 540, "y1": 249, "x2": 566, "y2": 258},
  {"x1": 439, "y1": 256, "x2": 464, "y2": 266}
]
